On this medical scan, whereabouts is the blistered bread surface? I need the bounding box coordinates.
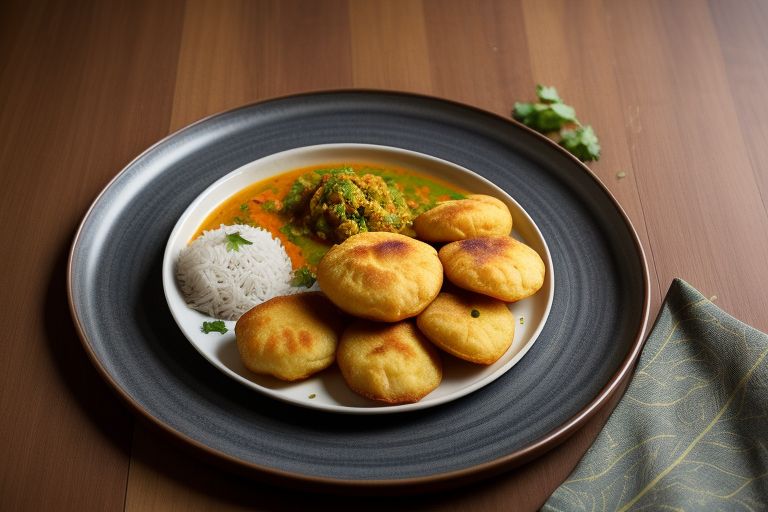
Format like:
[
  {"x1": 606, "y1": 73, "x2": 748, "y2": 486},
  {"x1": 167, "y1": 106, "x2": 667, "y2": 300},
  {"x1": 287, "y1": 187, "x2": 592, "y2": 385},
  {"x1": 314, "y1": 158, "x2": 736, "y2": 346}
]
[
  {"x1": 439, "y1": 236, "x2": 545, "y2": 302},
  {"x1": 337, "y1": 320, "x2": 442, "y2": 404},
  {"x1": 413, "y1": 194, "x2": 513, "y2": 242},
  {"x1": 316, "y1": 232, "x2": 443, "y2": 322},
  {"x1": 417, "y1": 291, "x2": 515, "y2": 364},
  {"x1": 235, "y1": 292, "x2": 344, "y2": 381}
]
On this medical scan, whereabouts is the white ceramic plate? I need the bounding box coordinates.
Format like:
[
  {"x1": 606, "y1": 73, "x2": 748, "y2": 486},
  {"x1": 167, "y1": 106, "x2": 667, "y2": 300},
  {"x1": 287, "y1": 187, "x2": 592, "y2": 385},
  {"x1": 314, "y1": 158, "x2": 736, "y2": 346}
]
[{"x1": 162, "y1": 143, "x2": 553, "y2": 414}]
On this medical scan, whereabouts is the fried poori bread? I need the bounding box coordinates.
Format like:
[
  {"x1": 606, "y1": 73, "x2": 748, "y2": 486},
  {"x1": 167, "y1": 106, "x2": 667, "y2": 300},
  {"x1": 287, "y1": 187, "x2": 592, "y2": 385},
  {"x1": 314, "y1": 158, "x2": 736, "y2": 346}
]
[
  {"x1": 413, "y1": 194, "x2": 513, "y2": 242},
  {"x1": 417, "y1": 291, "x2": 514, "y2": 364},
  {"x1": 337, "y1": 321, "x2": 442, "y2": 404},
  {"x1": 439, "y1": 236, "x2": 545, "y2": 302},
  {"x1": 235, "y1": 292, "x2": 344, "y2": 381},
  {"x1": 316, "y1": 232, "x2": 443, "y2": 322}
]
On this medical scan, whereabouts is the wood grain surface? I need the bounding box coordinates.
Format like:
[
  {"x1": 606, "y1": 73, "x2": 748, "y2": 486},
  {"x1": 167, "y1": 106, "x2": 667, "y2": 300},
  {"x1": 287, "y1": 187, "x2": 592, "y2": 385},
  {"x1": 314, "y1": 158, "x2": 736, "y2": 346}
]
[{"x1": 1, "y1": 0, "x2": 766, "y2": 510}]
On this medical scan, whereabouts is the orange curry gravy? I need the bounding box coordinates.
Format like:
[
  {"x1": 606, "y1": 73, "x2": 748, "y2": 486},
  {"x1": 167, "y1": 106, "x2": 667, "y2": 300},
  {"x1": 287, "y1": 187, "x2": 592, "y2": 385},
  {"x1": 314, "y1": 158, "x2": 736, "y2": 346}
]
[{"x1": 192, "y1": 163, "x2": 468, "y2": 270}]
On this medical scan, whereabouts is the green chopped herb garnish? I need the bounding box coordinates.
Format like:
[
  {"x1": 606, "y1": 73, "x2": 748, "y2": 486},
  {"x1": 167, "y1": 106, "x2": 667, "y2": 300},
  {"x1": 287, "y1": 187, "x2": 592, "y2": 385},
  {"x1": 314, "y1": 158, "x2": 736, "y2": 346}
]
[
  {"x1": 279, "y1": 222, "x2": 311, "y2": 245},
  {"x1": 261, "y1": 200, "x2": 277, "y2": 213},
  {"x1": 471, "y1": 309, "x2": 480, "y2": 318},
  {"x1": 225, "y1": 231, "x2": 253, "y2": 252},
  {"x1": 513, "y1": 84, "x2": 601, "y2": 162},
  {"x1": 201, "y1": 320, "x2": 228, "y2": 334},
  {"x1": 308, "y1": 393, "x2": 317, "y2": 399},
  {"x1": 232, "y1": 216, "x2": 256, "y2": 227},
  {"x1": 291, "y1": 266, "x2": 317, "y2": 288},
  {"x1": 239, "y1": 203, "x2": 249, "y2": 211},
  {"x1": 520, "y1": 317, "x2": 525, "y2": 325}
]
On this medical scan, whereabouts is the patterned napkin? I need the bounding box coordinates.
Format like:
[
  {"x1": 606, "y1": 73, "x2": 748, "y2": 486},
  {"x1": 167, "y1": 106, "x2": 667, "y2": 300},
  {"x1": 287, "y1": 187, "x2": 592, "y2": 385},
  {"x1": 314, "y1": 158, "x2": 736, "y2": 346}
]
[{"x1": 543, "y1": 279, "x2": 768, "y2": 511}]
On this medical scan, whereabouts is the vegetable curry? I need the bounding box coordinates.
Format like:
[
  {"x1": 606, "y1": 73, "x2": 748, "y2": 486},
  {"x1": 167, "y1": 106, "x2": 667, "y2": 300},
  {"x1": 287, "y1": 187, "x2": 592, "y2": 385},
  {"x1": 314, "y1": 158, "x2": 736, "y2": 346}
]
[{"x1": 194, "y1": 163, "x2": 467, "y2": 270}]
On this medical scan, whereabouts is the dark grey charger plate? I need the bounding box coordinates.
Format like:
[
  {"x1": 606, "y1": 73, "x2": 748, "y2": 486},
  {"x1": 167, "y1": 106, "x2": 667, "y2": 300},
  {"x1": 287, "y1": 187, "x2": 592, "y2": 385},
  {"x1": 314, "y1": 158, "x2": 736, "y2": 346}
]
[{"x1": 68, "y1": 91, "x2": 650, "y2": 490}]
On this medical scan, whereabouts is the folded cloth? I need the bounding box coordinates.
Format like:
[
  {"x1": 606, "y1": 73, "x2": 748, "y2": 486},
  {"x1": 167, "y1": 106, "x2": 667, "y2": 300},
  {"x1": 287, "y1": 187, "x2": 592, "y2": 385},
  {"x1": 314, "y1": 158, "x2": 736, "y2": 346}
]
[{"x1": 543, "y1": 278, "x2": 768, "y2": 511}]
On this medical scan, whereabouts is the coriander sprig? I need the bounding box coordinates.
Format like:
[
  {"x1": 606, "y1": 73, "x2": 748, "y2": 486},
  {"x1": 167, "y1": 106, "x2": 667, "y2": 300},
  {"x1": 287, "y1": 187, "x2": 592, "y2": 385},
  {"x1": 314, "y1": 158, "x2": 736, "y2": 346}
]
[
  {"x1": 513, "y1": 84, "x2": 601, "y2": 162},
  {"x1": 290, "y1": 266, "x2": 317, "y2": 288},
  {"x1": 201, "y1": 320, "x2": 228, "y2": 334},
  {"x1": 224, "y1": 231, "x2": 253, "y2": 252}
]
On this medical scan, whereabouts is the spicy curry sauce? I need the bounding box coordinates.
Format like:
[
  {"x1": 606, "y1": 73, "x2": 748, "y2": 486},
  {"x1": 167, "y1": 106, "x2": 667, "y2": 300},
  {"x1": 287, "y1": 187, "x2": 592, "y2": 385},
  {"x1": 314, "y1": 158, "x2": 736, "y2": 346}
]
[{"x1": 194, "y1": 163, "x2": 467, "y2": 269}]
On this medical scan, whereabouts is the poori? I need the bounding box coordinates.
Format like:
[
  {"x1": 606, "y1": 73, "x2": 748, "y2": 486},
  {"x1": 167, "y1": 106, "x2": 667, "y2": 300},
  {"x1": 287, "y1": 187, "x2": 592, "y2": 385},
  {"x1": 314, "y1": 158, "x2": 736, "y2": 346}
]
[
  {"x1": 417, "y1": 291, "x2": 515, "y2": 364},
  {"x1": 235, "y1": 292, "x2": 345, "y2": 381},
  {"x1": 439, "y1": 236, "x2": 545, "y2": 302},
  {"x1": 317, "y1": 232, "x2": 443, "y2": 322},
  {"x1": 337, "y1": 321, "x2": 442, "y2": 404},
  {"x1": 413, "y1": 194, "x2": 513, "y2": 242}
]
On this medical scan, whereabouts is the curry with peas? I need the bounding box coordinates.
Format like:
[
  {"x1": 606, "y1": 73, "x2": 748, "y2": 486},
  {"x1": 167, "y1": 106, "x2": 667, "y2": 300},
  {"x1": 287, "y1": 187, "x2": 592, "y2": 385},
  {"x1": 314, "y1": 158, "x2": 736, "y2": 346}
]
[{"x1": 194, "y1": 163, "x2": 467, "y2": 270}]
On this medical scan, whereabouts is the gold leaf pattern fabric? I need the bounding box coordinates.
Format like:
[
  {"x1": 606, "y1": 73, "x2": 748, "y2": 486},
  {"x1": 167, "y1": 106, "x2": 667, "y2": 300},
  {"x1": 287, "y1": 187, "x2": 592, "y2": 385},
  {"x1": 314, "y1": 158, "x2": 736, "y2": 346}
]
[{"x1": 543, "y1": 279, "x2": 768, "y2": 511}]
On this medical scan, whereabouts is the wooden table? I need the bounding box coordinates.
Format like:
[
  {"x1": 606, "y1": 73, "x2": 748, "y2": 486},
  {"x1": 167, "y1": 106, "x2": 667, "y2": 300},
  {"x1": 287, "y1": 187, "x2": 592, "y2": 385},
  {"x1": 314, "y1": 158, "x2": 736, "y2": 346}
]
[{"x1": 2, "y1": 0, "x2": 767, "y2": 509}]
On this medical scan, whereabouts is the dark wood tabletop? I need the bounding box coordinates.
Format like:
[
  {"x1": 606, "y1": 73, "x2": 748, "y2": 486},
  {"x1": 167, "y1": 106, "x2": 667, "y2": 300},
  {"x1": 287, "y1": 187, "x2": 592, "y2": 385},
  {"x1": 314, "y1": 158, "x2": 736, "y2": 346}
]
[{"x1": 2, "y1": 0, "x2": 768, "y2": 510}]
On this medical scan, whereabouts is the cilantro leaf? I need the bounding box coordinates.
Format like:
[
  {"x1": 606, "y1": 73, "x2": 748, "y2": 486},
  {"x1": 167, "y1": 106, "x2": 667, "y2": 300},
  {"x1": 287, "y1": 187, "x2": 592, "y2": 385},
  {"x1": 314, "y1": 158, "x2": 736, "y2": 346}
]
[
  {"x1": 232, "y1": 216, "x2": 256, "y2": 227},
  {"x1": 534, "y1": 104, "x2": 573, "y2": 131},
  {"x1": 201, "y1": 320, "x2": 228, "y2": 334},
  {"x1": 513, "y1": 101, "x2": 536, "y2": 119},
  {"x1": 261, "y1": 199, "x2": 278, "y2": 213},
  {"x1": 560, "y1": 125, "x2": 601, "y2": 162},
  {"x1": 225, "y1": 231, "x2": 253, "y2": 252},
  {"x1": 290, "y1": 266, "x2": 317, "y2": 288},
  {"x1": 550, "y1": 102, "x2": 576, "y2": 121},
  {"x1": 536, "y1": 84, "x2": 561, "y2": 103},
  {"x1": 514, "y1": 102, "x2": 575, "y2": 132},
  {"x1": 513, "y1": 84, "x2": 601, "y2": 162}
]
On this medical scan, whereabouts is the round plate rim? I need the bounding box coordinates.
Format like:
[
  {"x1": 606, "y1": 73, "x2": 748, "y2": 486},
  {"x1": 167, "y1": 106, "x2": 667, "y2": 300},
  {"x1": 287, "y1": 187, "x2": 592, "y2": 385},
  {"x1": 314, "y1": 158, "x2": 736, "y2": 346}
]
[{"x1": 67, "y1": 89, "x2": 651, "y2": 489}]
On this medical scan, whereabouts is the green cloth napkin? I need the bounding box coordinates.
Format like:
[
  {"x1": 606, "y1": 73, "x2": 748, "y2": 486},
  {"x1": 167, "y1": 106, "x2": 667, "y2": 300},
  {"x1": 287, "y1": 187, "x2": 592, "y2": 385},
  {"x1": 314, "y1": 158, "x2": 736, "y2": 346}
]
[{"x1": 543, "y1": 278, "x2": 768, "y2": 511}]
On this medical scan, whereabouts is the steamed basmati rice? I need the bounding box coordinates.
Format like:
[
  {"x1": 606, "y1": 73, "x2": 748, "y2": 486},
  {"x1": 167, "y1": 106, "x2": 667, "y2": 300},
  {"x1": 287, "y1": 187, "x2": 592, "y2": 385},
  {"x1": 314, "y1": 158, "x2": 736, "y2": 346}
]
[{"x1": 176, "y1": 224, "x2": 314, "y2": 320}]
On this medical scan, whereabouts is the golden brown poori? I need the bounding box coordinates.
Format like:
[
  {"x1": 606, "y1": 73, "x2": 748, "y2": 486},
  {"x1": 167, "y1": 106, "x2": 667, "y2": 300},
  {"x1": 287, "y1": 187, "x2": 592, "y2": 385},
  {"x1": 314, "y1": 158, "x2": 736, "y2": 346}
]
[
  {"x1": 235, "y1": 292, "x2": 345, "y2": 381},
  {"x1": 413, "y1": 194, "x2": 513, "y2": 242},
  {"x1": 316, "y1": 232, "x2": 443, "y2": 322},
  {"x1": 439, "y1": 236, "x2": 545, "y2": 302},
  {"x1": 337, "y1": 321, "x2": 442, "y2": 404},
  {"x1": 417, "y1": 291, "x2": 515, "y2": 364}
]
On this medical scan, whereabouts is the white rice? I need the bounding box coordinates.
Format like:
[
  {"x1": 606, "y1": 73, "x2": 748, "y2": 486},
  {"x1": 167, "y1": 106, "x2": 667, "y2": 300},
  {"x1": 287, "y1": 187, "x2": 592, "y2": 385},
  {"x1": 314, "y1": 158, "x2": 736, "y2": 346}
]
[{"x1": 175, "y1": 224, "x2": 315, "y2": 320}]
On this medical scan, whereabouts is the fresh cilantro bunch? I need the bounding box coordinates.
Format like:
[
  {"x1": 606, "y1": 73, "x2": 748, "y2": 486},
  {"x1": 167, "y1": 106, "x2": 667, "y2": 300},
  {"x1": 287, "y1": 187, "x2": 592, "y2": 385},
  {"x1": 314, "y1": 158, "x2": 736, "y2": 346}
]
[{"x1": 513, "y1": 85, "x2": 601, "y2": 162}]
